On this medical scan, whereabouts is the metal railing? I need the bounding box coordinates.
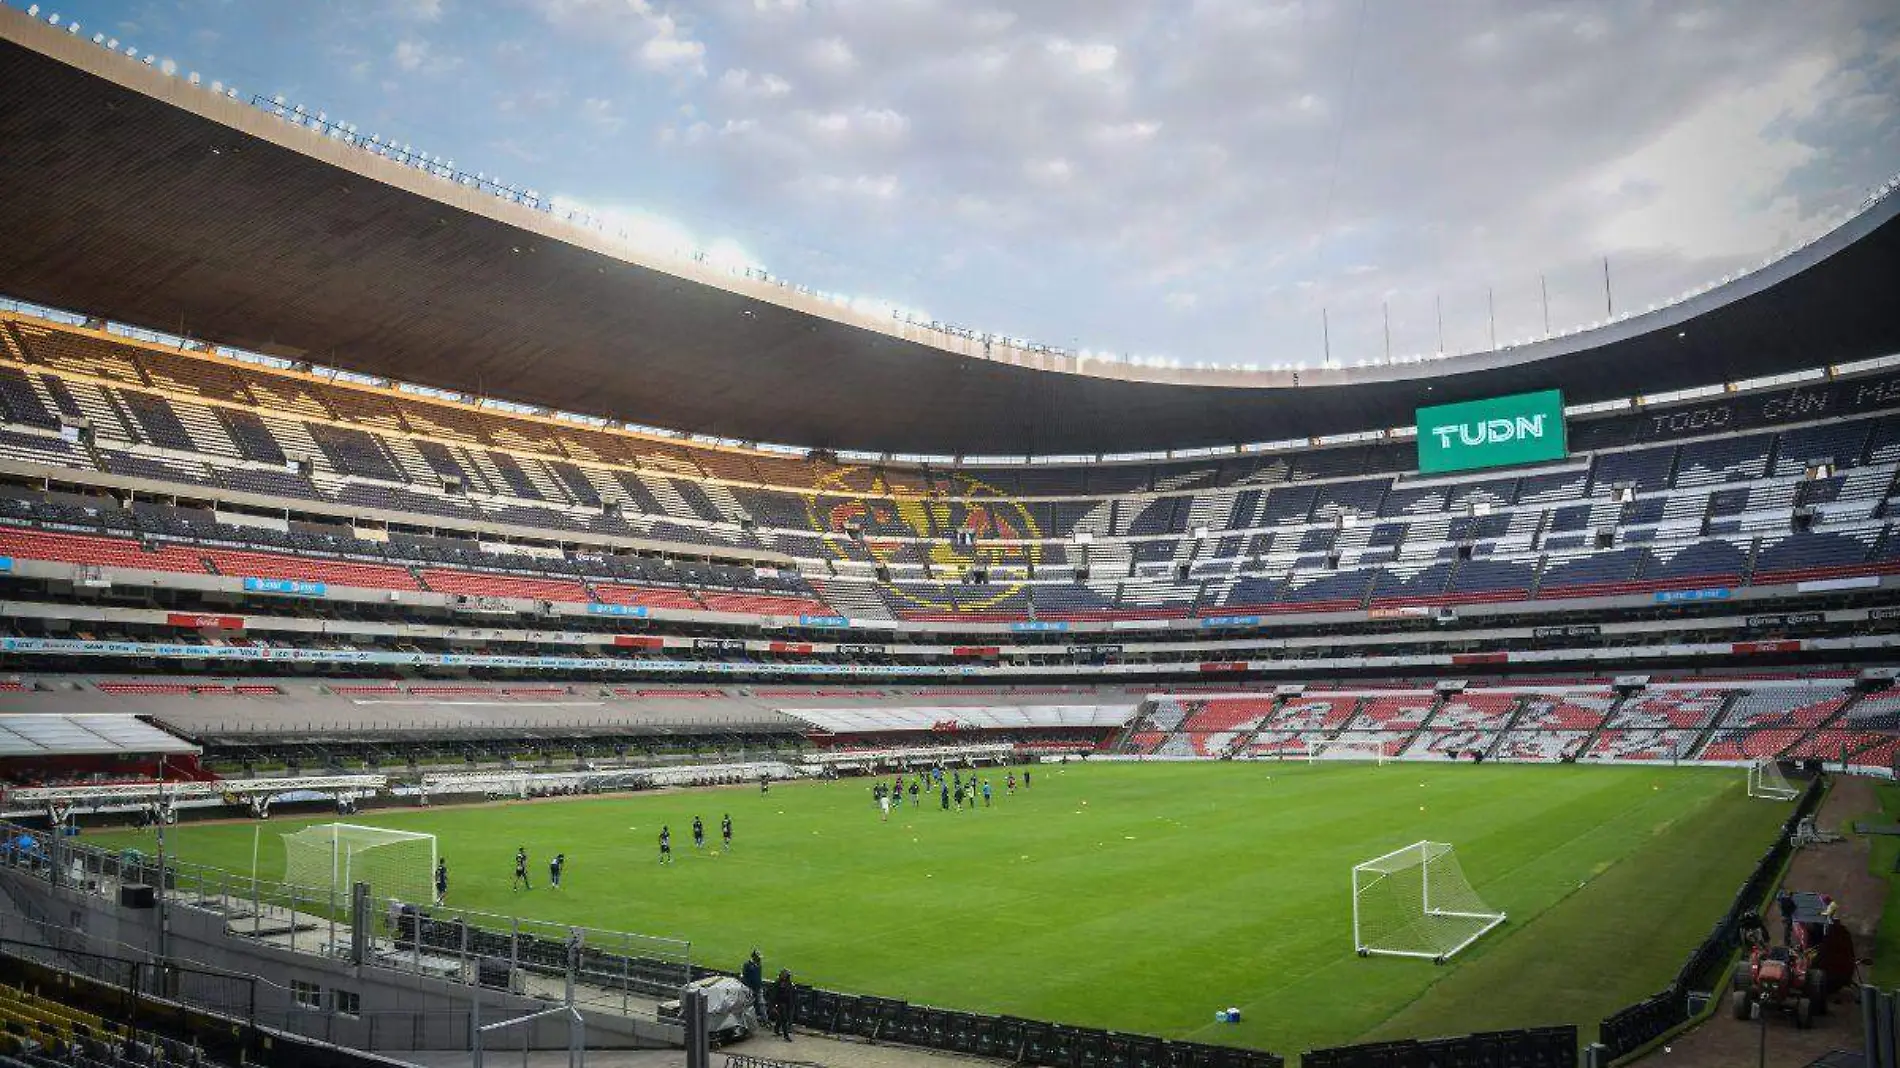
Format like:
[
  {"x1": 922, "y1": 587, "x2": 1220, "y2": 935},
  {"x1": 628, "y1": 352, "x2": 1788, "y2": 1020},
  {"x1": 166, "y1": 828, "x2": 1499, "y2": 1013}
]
[{"x1": 1, "y1": 822, "x2": 689, "y2": 1021}]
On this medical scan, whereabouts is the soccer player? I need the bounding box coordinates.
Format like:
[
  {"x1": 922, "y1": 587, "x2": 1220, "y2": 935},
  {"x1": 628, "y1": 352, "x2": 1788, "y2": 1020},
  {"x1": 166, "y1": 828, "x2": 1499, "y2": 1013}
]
[
  {"x1": 939, "y1": 782, "x2": 950, "y2": 810},
  {"x1": 1024, "y1": 769, "x2": 1032, "y2": 788},
  {"x1": 1007, "y1": 771, "x2": 1016, "y2": 795},
  {"x1": 434, "y1": 858, "x2": 448, "y2": 906},
  {"x1": 759, "y1": 773, "x2": 770, "y2": 795},
  {"x1": 549, "y1": 853, "x2": 565, "y2": 890},
  {"x1": 908, "y1": 779, "x2": 920, "y2": 807},
  {"x1": 693, "y1": 816, "x2": 705, "y2": 850},
  {"x1": 513, "y1": 847, "x2": 530, "y2": 891},
  {"x1": 982, "y1": 780, "x2": 993, "y2": 807},
  {"x1": 659, "y1": 826, "x2": 673, "y2": 865},
  {"x1": 878, "y1": 790, "x2": 891, "y2": 822},
  {"x1": 721, "y1": 813, "x2": 733, "y2": 851}
]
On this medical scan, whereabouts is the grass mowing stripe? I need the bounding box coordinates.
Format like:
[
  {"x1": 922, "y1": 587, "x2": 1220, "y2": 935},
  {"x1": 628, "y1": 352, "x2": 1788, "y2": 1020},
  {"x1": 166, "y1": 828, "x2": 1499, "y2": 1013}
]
[{"x1": 1362, "y1": 778, "x2": 1788, "y2": 1046}]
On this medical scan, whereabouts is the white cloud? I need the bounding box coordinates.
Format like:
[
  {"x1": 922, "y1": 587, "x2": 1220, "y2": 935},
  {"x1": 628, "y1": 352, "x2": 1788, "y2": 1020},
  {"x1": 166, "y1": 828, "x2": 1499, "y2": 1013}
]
[
  {"x1": 580, "y1": 97, "x2": 626, "y2": 133},
  {"x1": 530, "y1": 0, "x2": 706, "y2": 77},
  {"x1": 1585, "y1": 54, "x2": 1832, "y2": 257},
  {"x1": 800, "y1": 173, "x2": 902, "y2": 201},
  {"x1": 641, "y1": 30, "x2": 706, "y2": 75},
  {"x1": 1026, "y1": 158, "x2": 1074, "y2": 184},
  {"x1": 389, "y1": 39, "x2": 459, "y2": 75},
  {"x1": 1045, "y1": 39, "x2": 1117, "y2": 74},
  {"x1": 395, "y1": 0, "x2": 444, "y2": 22},
  {"x1": 718, "y1": 68, "x2": 793, "y2": 98},
  {"x1": 806, "y1": 36, "x2": 857, "y2": 74},
  {"x1": 799, "y1": 106, "x2": 908, "y2": 140},
  {"x1": 1096, "y1": 119, "x2": 1161, "y2": 144},
  {"x1": 397, "y1": 1, "x2": 1900, "y2": 365}
]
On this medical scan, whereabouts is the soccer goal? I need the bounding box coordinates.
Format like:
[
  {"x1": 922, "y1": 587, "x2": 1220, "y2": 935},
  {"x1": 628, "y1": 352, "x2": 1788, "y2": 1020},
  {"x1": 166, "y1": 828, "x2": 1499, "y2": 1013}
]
[
  {"x1": 1353, "y1": 841, "x2": 1506, "y2": 961},
  {"x1": 282, "y1": 823, "x2": 436, "y2": 907},
  {"x1": 1746, "y1": 760, "x2": 1799, "y2": 801},
  {"x1": 1309, "y1": 738, "x2": 1387, "y2": 764}
]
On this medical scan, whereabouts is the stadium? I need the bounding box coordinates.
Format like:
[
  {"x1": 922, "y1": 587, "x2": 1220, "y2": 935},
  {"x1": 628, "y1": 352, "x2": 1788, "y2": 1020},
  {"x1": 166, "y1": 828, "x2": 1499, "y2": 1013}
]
[{"x1": 0, "y1": 4, "x2": 1898, "y2": 1068}]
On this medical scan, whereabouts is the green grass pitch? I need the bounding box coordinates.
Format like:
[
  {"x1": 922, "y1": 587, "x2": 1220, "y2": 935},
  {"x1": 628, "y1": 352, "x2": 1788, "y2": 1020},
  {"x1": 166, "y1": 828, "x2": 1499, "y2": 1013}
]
[{"x1": 96, "y1": 762, "x2": 1787, "y2": 1055}]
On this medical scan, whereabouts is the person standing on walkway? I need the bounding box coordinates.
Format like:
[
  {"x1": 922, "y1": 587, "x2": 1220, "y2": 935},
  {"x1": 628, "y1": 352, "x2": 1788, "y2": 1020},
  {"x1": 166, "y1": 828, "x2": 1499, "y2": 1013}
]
[
  {"x1": 772, "y1": 968, "x2": 797, "y2": 1040},
  {"x1": 740, "y1": 949, "x2": 766, "y2": 1024}
]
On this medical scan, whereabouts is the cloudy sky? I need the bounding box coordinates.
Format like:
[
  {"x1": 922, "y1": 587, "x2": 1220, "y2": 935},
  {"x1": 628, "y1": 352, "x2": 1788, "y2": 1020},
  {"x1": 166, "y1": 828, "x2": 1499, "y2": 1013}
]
[{"x1": 54, "y1": 0, "x2": 1900, "y2": 369}]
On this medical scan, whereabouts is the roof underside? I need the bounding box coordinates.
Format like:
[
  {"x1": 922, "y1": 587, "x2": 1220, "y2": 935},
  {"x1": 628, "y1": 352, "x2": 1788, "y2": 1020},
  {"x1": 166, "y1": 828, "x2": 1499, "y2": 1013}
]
[
  {"x1": 2, "y1": 21, "x2": 1898, "y2": 456},
  {"x1": 0, "y1": 714, "x2": 199, "y2": 758}
]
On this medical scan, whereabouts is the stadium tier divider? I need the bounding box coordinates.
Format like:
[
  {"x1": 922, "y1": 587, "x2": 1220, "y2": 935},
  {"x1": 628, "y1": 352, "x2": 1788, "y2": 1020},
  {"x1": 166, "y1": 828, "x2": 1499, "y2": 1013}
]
[{"x1": 1594, "y1": 771, "x2": 1824, "y2": 1061}]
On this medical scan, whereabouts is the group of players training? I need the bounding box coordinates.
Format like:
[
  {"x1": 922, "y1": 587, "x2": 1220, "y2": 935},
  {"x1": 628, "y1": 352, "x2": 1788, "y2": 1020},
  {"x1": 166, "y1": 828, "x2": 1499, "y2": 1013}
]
[
  {"x1": 873, "y1": 766, "x2": 1031, "y2": 821},
  {"x1": 437, "y1": 766, "x2": 1033, "y2": 899}
]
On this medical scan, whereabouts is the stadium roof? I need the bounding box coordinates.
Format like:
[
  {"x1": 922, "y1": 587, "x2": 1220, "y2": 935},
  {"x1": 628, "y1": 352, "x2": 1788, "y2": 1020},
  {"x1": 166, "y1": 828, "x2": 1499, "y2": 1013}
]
[
  {"x1": 0, "y1": 714, "x2": 199, "y2": 758},
  {"x1": 3, "y1": 11, "x2": 1899, "y2": 456}
]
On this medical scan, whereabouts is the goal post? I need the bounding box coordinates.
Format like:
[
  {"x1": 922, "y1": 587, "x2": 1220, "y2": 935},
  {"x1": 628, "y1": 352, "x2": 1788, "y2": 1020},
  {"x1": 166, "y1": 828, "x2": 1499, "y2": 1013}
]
[
  {"x1": 282, "y1": 823, "x2": 436, "y2": 907},
  {"x1": 1746, "y1": 760, "x2": 1799, "y2": 801},
  {"x1": 1353, "y1": 841, "x2": 1505, "y2": 962},
  {"x1": 1309, "y1": 738, "x2": 1387, "y2": 764}
]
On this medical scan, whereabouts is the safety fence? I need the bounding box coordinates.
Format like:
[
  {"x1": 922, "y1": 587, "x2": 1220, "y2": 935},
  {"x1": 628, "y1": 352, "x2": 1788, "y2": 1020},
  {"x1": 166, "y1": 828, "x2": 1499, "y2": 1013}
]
[
  {"x1": 1594, "y1": 774, "x2": 1825, "y2": 1061},
  {"x1": 0, "y1": 820, "x2": 691, "y2": 1020},
  {"x1": 1301, "y1": 1025, "x2": 1577, "y2": 1068},
  {"x1": 0, "y1": 940, "x2": 406, "y2": 1068},
  {"x1": 755, "y1": 984, "x2": 1285, "y2": 1068}
]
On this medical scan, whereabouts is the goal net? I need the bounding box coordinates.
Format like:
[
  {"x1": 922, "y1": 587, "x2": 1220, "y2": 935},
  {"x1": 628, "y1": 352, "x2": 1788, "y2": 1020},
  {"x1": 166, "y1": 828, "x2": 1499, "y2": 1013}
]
[
  {"x1": 1309, "y1": 738, "x2": 1387, "y2": 764},
  {"x1": 1353, "y1": 841, "x2": 1506, "y2": 961},
  {"x1": 283, "y1": 823, "x2": 436, "y2": 907},
  {"x1": 1746, "y1": 760, "x2": 1799, "y2": 801}
]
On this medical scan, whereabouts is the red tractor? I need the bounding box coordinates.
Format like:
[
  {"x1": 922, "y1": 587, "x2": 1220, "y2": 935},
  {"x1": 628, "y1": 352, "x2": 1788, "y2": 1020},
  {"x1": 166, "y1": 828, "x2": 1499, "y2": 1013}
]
[{"x1": 1731, "y1": 920, "x2": 1827, "y2": 1028}]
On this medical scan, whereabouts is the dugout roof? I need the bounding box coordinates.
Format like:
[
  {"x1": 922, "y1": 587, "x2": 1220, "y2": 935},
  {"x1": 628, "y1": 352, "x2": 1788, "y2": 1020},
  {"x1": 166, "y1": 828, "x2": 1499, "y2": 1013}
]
[
  {"x1": 0, "y1": 714, "x2": 199, "y2": 758},
  {"x1": 3, "y1": 11, "x2": 1899, "y2": 455}
]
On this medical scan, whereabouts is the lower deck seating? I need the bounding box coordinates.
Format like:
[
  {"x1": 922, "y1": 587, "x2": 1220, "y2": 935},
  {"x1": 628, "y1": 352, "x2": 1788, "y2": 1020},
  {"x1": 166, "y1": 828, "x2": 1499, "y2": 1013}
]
[
  {"x1": 0, "y1": 528, "x2": 210, "y2": 574},
  {"x1": 418, "y1": 568, "x2": 589, "y2": 602},
  {"x1": 1492, "y1": 730, "x2": 1589, "y2": 761},
  {"x1": 1586, "y1": 729, "x2": 1698, "y2": 760},
  {"x1": 201, "y1": 548, "x2": 421, "y2": 590}
]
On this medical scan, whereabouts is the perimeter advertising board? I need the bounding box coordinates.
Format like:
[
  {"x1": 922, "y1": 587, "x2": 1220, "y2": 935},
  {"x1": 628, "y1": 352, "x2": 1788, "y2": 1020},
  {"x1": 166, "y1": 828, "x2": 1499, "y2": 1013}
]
[{"x1": 1416, "y1": 389, "x2": 1567, "y2": 474}]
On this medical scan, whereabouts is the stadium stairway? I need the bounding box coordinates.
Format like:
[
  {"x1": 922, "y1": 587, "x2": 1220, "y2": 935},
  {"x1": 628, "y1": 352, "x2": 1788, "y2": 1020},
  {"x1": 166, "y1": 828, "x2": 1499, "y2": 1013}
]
[
  {"x1": 1480, "y1": 695, "x2": 1533, "y2": 759},
  {"x1": 1774, "y1": 688, "x2": 1870, "y2": 761},
  {"x1": 1572, "y1": 691, "x2": 1638, "y2": 758},
  {"x1": 1220, "y1": 695, "x2": 1289, "y2": 757},
  {"x1": 1391, "y1": 692, "x2": 1452, "y2": 756},
  {"x1": 1107, "y1": 700, "x2": 1153, "y2": 753},
  {"x1": 1673, "y1": 691, "x2": 1744, "y2": 761}
]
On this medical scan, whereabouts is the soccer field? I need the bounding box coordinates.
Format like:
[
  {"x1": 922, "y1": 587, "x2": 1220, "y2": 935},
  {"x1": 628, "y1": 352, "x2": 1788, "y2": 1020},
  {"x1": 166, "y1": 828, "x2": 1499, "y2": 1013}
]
[{"x1": 95, "y1": 762, "x2": 1786, "y2": 1055}]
